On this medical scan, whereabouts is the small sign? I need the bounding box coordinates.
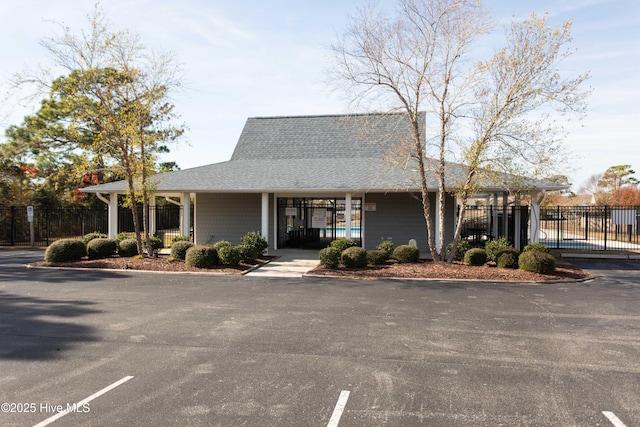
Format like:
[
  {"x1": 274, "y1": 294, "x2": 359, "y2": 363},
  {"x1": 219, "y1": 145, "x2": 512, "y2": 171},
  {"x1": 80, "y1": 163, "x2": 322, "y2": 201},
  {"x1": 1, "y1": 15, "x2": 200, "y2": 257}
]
[
  {"x1": 27, "y1": 206, "x2": 34, "y2": 222},
  {"x1": 312, "y1": 209, "x2": 327, "y2": 228},
  {"x1": 364, "y1": 203, "x2": 377, "y2": 212},
  {"x1": 285, "y1": 207, "x2": 297, "y2": 216}
]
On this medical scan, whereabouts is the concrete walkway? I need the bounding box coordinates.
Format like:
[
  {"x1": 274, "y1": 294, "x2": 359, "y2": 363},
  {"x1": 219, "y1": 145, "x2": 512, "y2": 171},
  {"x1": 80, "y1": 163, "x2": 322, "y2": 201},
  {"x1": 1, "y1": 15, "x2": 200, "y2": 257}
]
[{"x1": 245, "y1": 249, "x2": 320, "y2": 278}]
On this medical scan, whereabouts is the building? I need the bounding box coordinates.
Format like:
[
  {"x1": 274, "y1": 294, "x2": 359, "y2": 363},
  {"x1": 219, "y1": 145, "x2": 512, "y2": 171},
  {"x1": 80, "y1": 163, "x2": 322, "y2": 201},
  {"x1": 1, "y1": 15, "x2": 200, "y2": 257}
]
[{"x1": 82, "y1": 113, "x2": 565, "y2": 252}]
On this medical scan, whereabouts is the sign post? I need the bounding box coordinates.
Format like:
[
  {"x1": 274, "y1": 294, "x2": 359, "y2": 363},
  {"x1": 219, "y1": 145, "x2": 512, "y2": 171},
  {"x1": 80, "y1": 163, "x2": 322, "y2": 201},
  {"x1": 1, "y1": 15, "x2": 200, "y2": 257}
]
[{"x1": 27, "y1": 206, "x2": 34, "y2": 246}]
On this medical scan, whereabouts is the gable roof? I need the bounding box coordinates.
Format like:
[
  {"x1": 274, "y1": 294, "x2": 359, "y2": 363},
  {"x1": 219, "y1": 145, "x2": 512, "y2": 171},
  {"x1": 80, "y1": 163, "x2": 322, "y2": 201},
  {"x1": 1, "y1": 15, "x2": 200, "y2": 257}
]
[{"x1": 82, "y1": 113, "x2": 566, "y2": 194}]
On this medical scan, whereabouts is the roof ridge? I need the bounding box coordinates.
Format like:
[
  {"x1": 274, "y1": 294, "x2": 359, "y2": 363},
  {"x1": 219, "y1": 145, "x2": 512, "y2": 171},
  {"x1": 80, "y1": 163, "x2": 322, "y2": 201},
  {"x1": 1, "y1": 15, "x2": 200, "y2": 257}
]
[{"x1": 248, "y1": 111, "x2": 420, "y2": 120}]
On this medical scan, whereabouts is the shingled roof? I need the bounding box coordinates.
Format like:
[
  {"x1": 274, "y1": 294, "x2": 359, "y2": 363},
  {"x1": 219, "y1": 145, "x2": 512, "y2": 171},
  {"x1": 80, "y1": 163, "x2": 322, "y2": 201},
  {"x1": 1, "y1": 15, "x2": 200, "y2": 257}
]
[{"x1": 82, "y1": 113, "x2": 565, "y2": 194}]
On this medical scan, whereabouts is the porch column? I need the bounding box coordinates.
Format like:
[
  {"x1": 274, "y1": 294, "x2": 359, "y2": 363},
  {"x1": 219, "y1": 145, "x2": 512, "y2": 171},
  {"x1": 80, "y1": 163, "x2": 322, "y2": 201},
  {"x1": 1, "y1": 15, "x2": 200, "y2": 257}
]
[
  {"x1": 502, "y1": 192, "x2": 509, "y2": 239},
  {"x1": 261, "y1": 192, "x2": 269, "y2": 245},
  {"x1": 492, "y1": 193, "x2": 499, "y2": 240},
  {"x1": 181, "y1": 192, "x2": 191, "y2": 239},
  {"x1": 104, "y1": 193, "x2": 118, "y2": 239},
  {"x1": 345, "y1": 193, "x2": 352, "y2": 239},
  {"x1": 529, "y1": 192, "x2": 543, "y2": 243},
  {"x1": 434, "y1": 191, "x2": 441, "y2": 252},
  {"x1": 149, "y1": 195, "x2": 156, "y2": 236},
  {"x1": 514, "y1": 194, "x2": 521, "y2": 250}
]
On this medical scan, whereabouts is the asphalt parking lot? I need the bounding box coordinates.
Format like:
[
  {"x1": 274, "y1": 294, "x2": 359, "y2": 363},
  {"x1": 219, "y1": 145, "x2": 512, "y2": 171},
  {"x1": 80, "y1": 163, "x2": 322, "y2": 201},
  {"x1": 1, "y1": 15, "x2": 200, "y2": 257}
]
[{"x1": 0, "y1": 250, "x2": 639, "y2": 426}]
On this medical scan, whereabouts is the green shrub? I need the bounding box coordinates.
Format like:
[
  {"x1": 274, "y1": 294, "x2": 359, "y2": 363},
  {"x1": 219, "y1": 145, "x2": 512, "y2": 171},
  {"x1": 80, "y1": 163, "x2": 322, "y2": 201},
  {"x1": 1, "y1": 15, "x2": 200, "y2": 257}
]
[
  {"x1": 82, "y1": 231, "x2": 108, "y2": 245},
  {"x1": 44, "y1": 239, "x2": 87, "y2": 263},
  {"x1": 446, "y1": 239, "x2": 472, "y2": 261},
  {"x1": 218, "y1": 245, "x2": 242, "y2": 267},
  {"x1": 518, "y1": 250, "x2": 556, "y2": 275},
  {"x1": 375, "y1": 239, "x2": 394, "y2": 256},
  {"x1": 240, "y1": 231, "x2": 268, "y2": 260},
  {"x1": 495, "y1": 247, "x2": 520, "y2": 269},
  {"x1": 330, "y1": 238, "x2": 357, "y2": 253},
  {"x1": 392, "y1": 244, "x2": 420, "y2": 263},
  {"x1": 87, "y1": 238, "x2": 118, "y2": 259},
  {"x1": 341, "y1": 246, "x2": 368, "y2": 268},
  {"x1": 142, "y1": 236, "x2": 164, "y2": 252},
  {"x1": 118, "y1": 238, "x2": 139, "y2": 258},
  {"x1": 485, "y1": 237, "x2": 512, "y2": 261},
  {"x1": 367, "y1": 249, "x2": 389, "y2": 265},
  {"x1": 171, "y1": 235, "x2": 191, "y2": 244},
  {"x1": 319, "y1": 247, "x2": 341, "y2": 269},
  {"x1": 464, "y1": 248, "x2": 487, "y2": 266},
  {"x1": 213, "y1": 240, "x2": 232, "y2": 250},
  {"x1": 170, "y1": 240, "x2": 194, "y2": 260},
  {"x1": 185, "y1": 245, "x2": 219, "y2": 268},
  {"x1": 523, "y1": 243, "x2": 549, "y2": 253}
]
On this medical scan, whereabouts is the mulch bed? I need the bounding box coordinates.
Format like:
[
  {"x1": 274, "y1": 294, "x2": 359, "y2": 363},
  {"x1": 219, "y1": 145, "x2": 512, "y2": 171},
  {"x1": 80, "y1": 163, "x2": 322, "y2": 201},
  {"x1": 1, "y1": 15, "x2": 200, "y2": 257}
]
[
  {"x1": 31, "y1": 255, "x2": 275, "y2": 274},
  {"x1": 308, "y1": 259, "x2": 591, "y2": 282}
]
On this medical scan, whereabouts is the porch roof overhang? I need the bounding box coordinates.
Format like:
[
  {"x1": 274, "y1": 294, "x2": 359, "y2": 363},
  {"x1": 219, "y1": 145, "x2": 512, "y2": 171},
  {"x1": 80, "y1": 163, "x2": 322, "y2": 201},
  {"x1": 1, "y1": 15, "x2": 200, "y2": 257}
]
[{"x1": 80, "y1": 158, "x2": 568, "y2": 195}]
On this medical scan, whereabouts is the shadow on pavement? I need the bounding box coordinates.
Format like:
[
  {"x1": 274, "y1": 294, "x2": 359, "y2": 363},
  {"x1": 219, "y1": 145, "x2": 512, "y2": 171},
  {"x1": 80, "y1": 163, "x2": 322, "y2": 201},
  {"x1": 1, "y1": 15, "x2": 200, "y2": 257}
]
[{"x1": 0, "y1": 290, "x2": 99, "y2": 360}]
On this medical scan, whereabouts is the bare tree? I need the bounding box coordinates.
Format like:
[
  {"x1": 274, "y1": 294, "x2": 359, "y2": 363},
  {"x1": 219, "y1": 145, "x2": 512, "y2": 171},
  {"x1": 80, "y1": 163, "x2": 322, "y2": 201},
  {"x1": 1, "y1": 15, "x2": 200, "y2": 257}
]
[{"x1": 330, "y1": 0, "x2": 589, "y2": 261}]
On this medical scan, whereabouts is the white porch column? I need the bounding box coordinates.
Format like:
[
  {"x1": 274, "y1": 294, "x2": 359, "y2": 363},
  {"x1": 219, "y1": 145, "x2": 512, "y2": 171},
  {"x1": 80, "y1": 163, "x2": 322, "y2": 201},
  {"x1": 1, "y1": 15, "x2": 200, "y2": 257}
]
[
  {"x1": 514, "y1": 194, "x2": 521, "y2": 249},
  {"x1": 434, "y1": 192, "x2": 441, "y2": 252},
  {"x1": 181, "y1": 192, "x2": 191, "y2": 239},
  {"x1": 149, "y1": 195, "x2": 156, "y2": 236},
  {"x1": 345, "y1": 193, "x2": 352, "y2": 239},
  {"x1": 108, "y1": 193, "x2": 118, "y2": 239},
  {"x1": 529, "y1": 192, "x2": 543, "y2": 243},
  {"x1": 492, "y1": 193, "x2": 499, "y2": 240},
  {"x1": 261, "y1": 192, "x2": 269, "y2": 245},
  {"x1": 502, "y1": 192, "x2": 509, "y2": 239}
]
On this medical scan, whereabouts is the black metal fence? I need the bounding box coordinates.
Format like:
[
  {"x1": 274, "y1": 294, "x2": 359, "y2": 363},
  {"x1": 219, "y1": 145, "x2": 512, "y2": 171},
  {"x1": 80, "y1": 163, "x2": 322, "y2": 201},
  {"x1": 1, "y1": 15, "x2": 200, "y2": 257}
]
[
  {"x1": 460, "y1": 206, "x2": 530, "y2": 249},
  {"x1": 0, "y1": 205, "x2": 185, "y2": 247},
  {"x1": 540, "y1": 206, "x2": 640, "y2": 251}
]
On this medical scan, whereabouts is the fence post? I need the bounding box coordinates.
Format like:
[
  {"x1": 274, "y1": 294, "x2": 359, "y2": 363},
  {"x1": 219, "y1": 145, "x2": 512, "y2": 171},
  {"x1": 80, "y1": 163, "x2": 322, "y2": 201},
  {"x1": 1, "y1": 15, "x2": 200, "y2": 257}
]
[
  {"x1": 10, "y1": 206, "x2": 16, "y2": 246},
  {"x1": 604, "y1": 205, "x2": 608, "y2": 251},
  {"x1": 556, "y1": 206, "x2": 561, "y2": 249}
]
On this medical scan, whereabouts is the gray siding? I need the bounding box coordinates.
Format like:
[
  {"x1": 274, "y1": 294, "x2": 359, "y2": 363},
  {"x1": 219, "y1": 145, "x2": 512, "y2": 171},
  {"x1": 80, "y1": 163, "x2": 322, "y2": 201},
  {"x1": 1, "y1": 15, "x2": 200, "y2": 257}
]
[
  {"x1": 363, "y1": 192, "x2": 456, "y2": 253},
  {"x1": 195, "y1": 193, "x2": 262, "y2": 245}
]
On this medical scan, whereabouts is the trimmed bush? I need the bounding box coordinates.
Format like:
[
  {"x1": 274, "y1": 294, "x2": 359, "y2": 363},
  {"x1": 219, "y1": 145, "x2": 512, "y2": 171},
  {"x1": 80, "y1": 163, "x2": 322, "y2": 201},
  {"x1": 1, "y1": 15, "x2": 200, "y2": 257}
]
[
  {"x1": 118, "y1": 238, "x2": 139, "y2": 258},
  {"x1": 464, "y1": 248, "x2": 487, "y2": 266},
  {"x1": 446, "y1": 239, "x2": 472, "y2": 261},
  {"x1": 87, "y1": 238, "x2": 118, "y2": 259},
  {"x1": 376, "y1": 239, "x2": 394, "y2": 256},
  {"x1": 218, "y1": 245, "x2": 242, "y2": 267},
  {"x1": 213, "y1": 240, "x2": 232, "y2": 250},
  {"x1": 367, "y1": 249, "x2": 389, "y2": 265},
  {"x1": 518, "y1": 250, "x2": 556, "y2": 275},
  {"x1": 170, "y1": 240, "x2": 194, "y2": 260},
  {"x1": 240, "y1": 231, "x2": 268, "y2": 260},
  {"x1": 82, "y1": 231, "x2": 108, "y2": 245},
  {"x1": 185, "y1": 245, "x2": 219, "y2": 268},
  {"x1": 392, "y1": 244, "x2": 420, "y2": 263},
  {"x1": 44, "y1": 239, "x2": 87, "y2": 263},
  {"x1": 485, "y1": 237, "x2": 512, "y2": 261},
  {"x1": 171, "y1": 235, "x2": 191, "y2": 244},
  {"x1": 142, "y1": 236, "x2": 164, "y2": 252},
  {"x1": 319, "y1": 247, "x2": 341, "y2": 269},
  {"x1": 495, "y1": 247, "x2": 520, "y2": 269},
  {"x1": 330, "y1": 238, "x2": 357, "y2": 253},
  {"x1": 341, "y1": 246, "x2": 368, "y2": 268},
  {"x1": 523, "y1": 243, "x2": 549, "y2": 253}
]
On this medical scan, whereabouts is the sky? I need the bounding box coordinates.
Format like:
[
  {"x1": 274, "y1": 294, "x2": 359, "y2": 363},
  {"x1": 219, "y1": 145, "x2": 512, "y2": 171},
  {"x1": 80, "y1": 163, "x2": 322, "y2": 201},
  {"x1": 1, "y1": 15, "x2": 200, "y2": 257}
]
[{"x1": 0, "y1": 0, "x2": 638, "y2": 192}]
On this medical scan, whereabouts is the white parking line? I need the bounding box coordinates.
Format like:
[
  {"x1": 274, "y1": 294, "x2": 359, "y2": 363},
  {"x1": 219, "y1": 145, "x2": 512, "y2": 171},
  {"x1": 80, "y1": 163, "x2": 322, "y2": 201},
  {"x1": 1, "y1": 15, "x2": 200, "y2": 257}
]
[
  {"x1": 603, "y1": 411, "x2": 627, "y2": 427},
  {"x1": 33, "y1": 376, "x2": 134, "y2": 427},
  {"x1": 327, "y1": 390, "x2": 350, "y2": 427}
]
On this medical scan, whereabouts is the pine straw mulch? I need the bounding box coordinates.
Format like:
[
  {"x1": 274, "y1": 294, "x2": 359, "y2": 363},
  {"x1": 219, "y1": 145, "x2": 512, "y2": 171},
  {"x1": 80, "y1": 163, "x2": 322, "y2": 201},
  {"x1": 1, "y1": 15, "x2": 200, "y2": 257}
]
[
  {"x1": 31, "y1": 255, "x2": 274, "y2": 275},
  {"x1": 308, "y1": 259, "x2": 591, "y2": 282},
  {"x1": 31, "y1": 255, "x2": 591, "y2": 282}
]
